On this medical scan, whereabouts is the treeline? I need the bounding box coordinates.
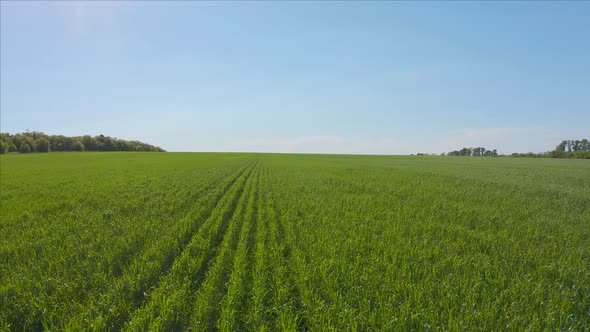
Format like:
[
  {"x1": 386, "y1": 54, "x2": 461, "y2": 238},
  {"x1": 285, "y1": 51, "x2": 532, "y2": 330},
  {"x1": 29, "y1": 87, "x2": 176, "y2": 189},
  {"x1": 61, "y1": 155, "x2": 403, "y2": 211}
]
[
  {"x1": 511, "y1": 139, "x2": 590, "y2": 159},
  {"x1": 0, "y1": 132, "x2": 165, "y2": 154},
  {"x1": 445, "y1": 139, "x2": 590, "y2": 159},
  {"x1": 445, "y1": 147, "x2": 498, "y2": 157}
]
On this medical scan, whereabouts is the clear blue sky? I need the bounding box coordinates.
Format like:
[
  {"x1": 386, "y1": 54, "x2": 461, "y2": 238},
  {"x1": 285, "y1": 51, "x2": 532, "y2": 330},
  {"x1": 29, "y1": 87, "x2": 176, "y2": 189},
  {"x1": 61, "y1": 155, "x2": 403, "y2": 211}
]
[{"x1": 1, "y1": 1, "x2": 589, "y2": 154}]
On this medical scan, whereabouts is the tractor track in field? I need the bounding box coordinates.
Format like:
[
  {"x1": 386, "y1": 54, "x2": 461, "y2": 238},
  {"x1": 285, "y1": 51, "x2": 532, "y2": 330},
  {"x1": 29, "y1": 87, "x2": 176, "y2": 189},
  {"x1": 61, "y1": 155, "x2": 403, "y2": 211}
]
[
  {"x1": 189, "y1": 167, "x2": 256, "y2": 291},
  {"x1": 121, "y1": 160, "x2": 260, "y2": 330},
  {"x1": 159, "y1": 160, "x2": 257, "y2": 277},
  {"x1": 2, "y1": 162, "x2": 255, "y2": 329},
  {"x1": 236, "y1": 166, "x2": 262, "y2": 328},
  {"x1": 78, "y1": 160, "x2": 257, "y2": 330},
  {"x1": 217, "y1": 163, "x2": 262, "y2": 331},
  {"x1": 187, "y1": 160, "x2": 260, "y2": 307},
  {"x1": 190, "y1": 160, "x2": 261, "y2": 329},
  {"x1": 109, "y1": 162, "x2": 253, "y2": 278},
  {"x1": 246, "y1": 165, "x2": 271, "y2": 330}
]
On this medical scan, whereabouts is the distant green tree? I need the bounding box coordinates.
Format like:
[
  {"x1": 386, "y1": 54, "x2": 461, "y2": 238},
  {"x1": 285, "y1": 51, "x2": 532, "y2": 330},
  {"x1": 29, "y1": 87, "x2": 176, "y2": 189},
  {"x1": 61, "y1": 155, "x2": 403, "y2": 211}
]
[
  {"x1": 573, "y1": 150, "x2": 590, "y2": 159},
  {"x1": 546, "y1": 138, "x2": 589, "y2": 159},
  {"x1": 8, "y1": 142, "x2": 17, "y2": 152},
  {"x1": 72, "y1": 140, "x2": 85, "y2": 151},
  {"x1": 1, "y1": 131, "x2": 165, "y2": 153},
  {"x1": 16, "y1": 135, "x2": 35, "y2": 153},
  {"x1": 447, "y1": 147, "x2": 499, "y2": 157},
  {"x1": 82, "y1": 135, "x2": 99, "y2": 151},
  {"x1": 19, "y1": 142, "x2": 32, "y2": 153},
  {"x1": 36, "y1": 138, "x2": 50, "y2": 152},
  {"x1": 99, "y1": 137, "x2": 112, "y2": 150}
]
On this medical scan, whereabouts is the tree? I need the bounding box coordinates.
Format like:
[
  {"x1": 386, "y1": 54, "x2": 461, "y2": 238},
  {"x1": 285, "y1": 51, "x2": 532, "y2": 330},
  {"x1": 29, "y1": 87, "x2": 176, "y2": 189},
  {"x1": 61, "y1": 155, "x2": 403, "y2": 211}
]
[
  {"x1": 8, "y1": 142, "x2": 17, "y2": 152},
  {"x1": 82, "y1": 135, "x2": 99, "y2": 151},
  {"x1": 97, "y1": 135, "x2": 117, "y2": 151},
  {"x1": 72, "y1": 140, "x2": 85, "y2": 151},
  {"x1": 16, "y1": 135, "x2": 35, "y2": 153},
  {"x1": 1, "y1": 131, "x2": 165, "y2": 153},
  {"x1": 447, "y1": 147, "x2": 498, "y2": 157},
  {"x1": 36, "y1": 138, "x2": 50, "y2": 152},
  {"x1": 19, "y1": 142, "x2": 32, "y2": 153},
  {"x1": 459, "y1": 148, "x2": 471, "y2": 156},
  {"x1": 474, "y1": 147, "x2": 487, "y2": 157},
  {"x1": 568, "y1": 141, "x2": 575, "y2": 151}
]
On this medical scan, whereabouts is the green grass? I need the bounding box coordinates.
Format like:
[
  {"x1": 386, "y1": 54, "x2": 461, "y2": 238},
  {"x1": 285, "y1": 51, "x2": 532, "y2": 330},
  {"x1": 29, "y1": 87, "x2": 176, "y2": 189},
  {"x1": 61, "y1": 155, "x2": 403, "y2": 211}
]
[{"x1": 1, "y1": 152, "x2": 589, "y2": 330}]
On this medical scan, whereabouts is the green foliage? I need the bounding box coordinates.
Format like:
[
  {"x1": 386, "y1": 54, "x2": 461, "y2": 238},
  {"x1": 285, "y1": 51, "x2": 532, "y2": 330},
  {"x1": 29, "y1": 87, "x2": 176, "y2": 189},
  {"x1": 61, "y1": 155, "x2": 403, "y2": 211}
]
[
  {"x1": 0, "y1": 131, "x2": 164, "y2": 153},
  {"x1": 447, "y1": 147, "x2": 497, "y2": 157},
  {"x1": 448, "y1": 139, "x2": 590, "y2": 159},
  {"x1": 8, "y1": 142, "x2": 18, "y2": 152},
  {"x1": 555, "y1": 139, "x2": 590, "y2": 153},
  {"x1": 35, "y1": 138, "x2": 50, "y2": 152},
  {"x1": 18, "y1": 141, "x2": 32, "y2": 153},
  {"x1": 72, "y1": 140, "x2": 85, "y2": 151},
  {"x1": 522, "y1": 139, "x2": 590, "y2": 159},
  {"x1": 547, "y1": 141, "x2": 590, "y2": 159},
  {"x1": 0, "y1": 153, "x2": 589, "y2": 330}
]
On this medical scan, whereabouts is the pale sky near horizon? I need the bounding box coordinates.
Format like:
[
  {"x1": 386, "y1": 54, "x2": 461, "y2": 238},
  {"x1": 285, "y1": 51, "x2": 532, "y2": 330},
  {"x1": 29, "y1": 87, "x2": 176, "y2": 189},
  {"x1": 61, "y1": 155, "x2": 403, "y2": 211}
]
[{"x1": 1, "y1": 1, "x2": 589, "y2": 154}]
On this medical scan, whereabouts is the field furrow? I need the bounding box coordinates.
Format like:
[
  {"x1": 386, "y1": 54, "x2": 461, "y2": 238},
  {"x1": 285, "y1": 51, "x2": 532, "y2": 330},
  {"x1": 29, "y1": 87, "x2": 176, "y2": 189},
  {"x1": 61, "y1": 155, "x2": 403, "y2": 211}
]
[
  {"x1": 218, "y1": 163, "x2": 261, "y2": 331},
  {"x1": 85, "y1": 163, "x2": 248, "y2": 287},
  {"x1": 68, "y1": 161, "x2": 256, "y2": 330},
  {"x1": 1, "y1": 158, "x2": 253, "y2": 330},
  {"x1": 191, "y1": 162, "x2": 260, "y2": 330},
  {"x1": 123, "y1": 161, "x2": 258, "y2": 330},
  {"x1": 246, "y1": 166, "x2": 271, "y2": 330}
]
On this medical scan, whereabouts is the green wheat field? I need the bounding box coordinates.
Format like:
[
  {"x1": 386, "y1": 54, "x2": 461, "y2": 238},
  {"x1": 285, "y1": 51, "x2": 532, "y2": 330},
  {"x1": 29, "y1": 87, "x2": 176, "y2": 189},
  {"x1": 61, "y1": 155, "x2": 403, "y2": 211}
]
[{"x1": 1, "y1": 153, "x2": 589, "y2": 330}]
